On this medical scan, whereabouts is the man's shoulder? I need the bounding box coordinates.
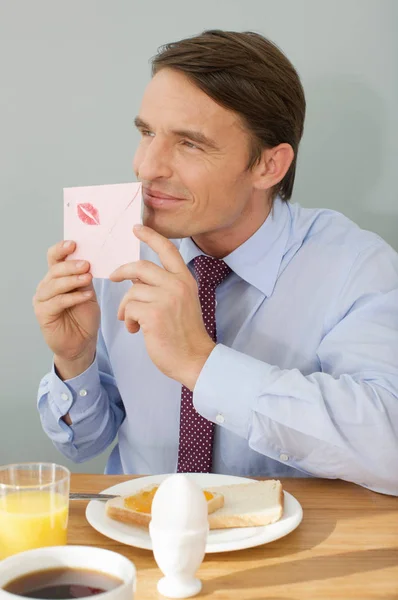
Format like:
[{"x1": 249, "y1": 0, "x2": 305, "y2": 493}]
[
  {"x1": 284, "y1": 203, "x2": 398, "y2": 321},
  {"x1": 289, "y1": 202, "x2": 394, "y2": 260}
]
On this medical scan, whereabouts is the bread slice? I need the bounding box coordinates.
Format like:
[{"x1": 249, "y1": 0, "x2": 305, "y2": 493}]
[
  {"x1": 206, "y1": 480, "x2": 284, "y2": 529},
  {"x1": 105, "y1": 484, "x2": 224, "y2": 528}
]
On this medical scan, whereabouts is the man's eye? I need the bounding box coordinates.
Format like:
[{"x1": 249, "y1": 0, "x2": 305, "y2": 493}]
[
  {"x1": 141, "y1": 130, "x2": 155, "y2": 137},
  {"x1": 182, "y1": 140, "x2": 199, "y2": 150}
]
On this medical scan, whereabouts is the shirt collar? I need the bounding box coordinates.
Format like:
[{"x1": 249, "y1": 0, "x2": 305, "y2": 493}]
[{"x1": 178, "y1": 196, "x2": 291, "y2": 297}]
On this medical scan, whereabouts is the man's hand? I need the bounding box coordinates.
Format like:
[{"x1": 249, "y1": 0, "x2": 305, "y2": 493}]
[
  {"x1": 109, "y1": 225, "x2": 215, "y2": 390},
  {"x1": 33, "y1": 241, "x2": 100, "y2": 380}
]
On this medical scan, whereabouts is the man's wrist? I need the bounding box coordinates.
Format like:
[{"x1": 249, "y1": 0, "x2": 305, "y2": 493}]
[
  {"x1": 54, "y1": 348, "x2": 96, "y2": 381},
  {"x1": 179, "y1": 340, "x2": 216, "y2": 391}
]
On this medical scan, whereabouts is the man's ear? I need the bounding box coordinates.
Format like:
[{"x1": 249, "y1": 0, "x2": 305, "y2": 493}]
[{"x1": 252, "y1": 143, "x2": 294, "y2": 191}]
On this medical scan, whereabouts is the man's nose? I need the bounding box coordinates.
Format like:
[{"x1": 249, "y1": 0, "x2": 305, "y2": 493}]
[{"x1": 136, "y1": 137, "x2": 173, "y2": 181}]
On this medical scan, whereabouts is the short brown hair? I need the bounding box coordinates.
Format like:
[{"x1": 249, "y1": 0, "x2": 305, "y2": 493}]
[{"x1": 151, "y1": 30, "x2": 306, "y2": 201}]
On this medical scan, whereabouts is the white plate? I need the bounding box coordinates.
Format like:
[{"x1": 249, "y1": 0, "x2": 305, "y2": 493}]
[{"x1": 85, "y1": 473, "x2": 303, "y2": 554}]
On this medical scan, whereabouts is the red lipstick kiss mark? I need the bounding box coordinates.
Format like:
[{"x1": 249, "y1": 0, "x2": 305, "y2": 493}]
[{"x1": 77, "y1": 203, "x2": 100, "y2": 225}]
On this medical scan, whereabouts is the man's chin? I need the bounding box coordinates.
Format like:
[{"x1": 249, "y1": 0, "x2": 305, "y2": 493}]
[{"x1": 142, "y1": 213, "x2": 187, "y2": 239}]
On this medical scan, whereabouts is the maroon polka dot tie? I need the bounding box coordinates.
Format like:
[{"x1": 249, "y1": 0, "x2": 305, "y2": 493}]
[{"x1": 177, "y1": 255, "x2": 231, "y2": 473}]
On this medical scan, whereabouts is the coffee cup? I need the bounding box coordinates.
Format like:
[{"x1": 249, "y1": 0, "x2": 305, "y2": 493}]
[{"x1": 0, "y1": 545, "x2": 136, "y2": 600}]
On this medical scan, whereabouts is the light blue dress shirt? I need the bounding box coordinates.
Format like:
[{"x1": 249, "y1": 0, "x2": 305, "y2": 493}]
[{"x1": 37, "y1": 198, "x2": 398, "y2": 495}]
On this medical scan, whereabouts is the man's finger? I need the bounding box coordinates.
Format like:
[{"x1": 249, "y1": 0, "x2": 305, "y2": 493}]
[
  {"x1": 47, "y1": 241, "x2": 76, "y2": 268},
  {"x1": 36, "y1": 290, "x2": 94, "y2": 318},
  {"x1": 43, "y1": 260, "x2": 90, "y2": 285},
  {"x1": 123, "y1": 300, "x2": 151, "y2": 334},
  {"x1": 117, "y1": 283, "x2": 156, "y2": 320},
  {"x1": 132, "y1": 225, "x2": 187, "y2": 274},
  {"x1": 36, "y1": 273, "x2": 93, "y2": 303},
  {"x1": 110, "y1": 260, "x2": 169, "y2": 286}
]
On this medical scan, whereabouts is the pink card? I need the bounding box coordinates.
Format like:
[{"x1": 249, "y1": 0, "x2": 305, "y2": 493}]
[{"x1": 64, "y1": 182, "x2": 142, "y2": 278}]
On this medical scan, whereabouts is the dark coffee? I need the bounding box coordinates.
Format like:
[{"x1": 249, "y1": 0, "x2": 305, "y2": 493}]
[{"x1": 3, "y1": 568, "x2": 123, "y2": 599}]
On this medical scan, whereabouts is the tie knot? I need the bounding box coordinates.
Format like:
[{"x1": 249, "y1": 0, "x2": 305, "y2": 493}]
[{"x1": 193, "y1": 255, "x2": 231, "y2": 289}]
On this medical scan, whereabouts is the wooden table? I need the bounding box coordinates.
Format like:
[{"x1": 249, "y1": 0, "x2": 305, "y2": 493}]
[{"x1": 70, "y1": 475, "x2": 398, "y2": 599}]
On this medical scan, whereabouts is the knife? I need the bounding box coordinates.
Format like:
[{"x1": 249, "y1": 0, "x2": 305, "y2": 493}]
[{"x1": 69, "y1": 492, "x2": 118, "y2": 501}]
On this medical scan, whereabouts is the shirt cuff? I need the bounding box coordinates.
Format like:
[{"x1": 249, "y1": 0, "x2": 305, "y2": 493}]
[
  {"x1": 193, "y1": 344, "x2": 273, "y2": 439},
  {"x1": 47, "y1": 356, "x2": 102, "y2": 420}
]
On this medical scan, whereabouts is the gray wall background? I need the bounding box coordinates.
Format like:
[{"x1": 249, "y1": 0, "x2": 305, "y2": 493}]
[{"x1": 0, "y1": 0, "x2": 397, "y2": 473}]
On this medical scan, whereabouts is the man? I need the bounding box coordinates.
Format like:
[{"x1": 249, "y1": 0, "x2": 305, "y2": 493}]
[{"x1": 33, "y1": 30, "x2": 398, "y2": 495}]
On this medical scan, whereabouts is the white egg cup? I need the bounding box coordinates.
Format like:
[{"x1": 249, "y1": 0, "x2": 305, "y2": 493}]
[
  {"x1": 148, "y1": 474, "x2": 210, "y2": 599},
  {"x1": 149, "y1": 525, "x2": 208, "y2": 598}
]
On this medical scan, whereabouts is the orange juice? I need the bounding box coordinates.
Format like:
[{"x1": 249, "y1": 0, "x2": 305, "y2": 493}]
[{"x1": 0, "y1": 490, "x2": 68, "y2": 559}]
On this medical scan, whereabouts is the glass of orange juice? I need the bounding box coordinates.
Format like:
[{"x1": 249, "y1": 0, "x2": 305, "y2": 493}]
[{"x1": 0, "y1": 462, "x2": 70, "y2": 559}]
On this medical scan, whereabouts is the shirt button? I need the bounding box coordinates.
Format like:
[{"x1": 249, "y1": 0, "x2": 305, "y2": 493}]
[
  {"x1": 60, "y1": 393, "x2": 69, "y2": 401},
  {"x1": 215, "y1": 414, "x2": 225, "y2": 424},
  {"x1": 279, "y1": 453, "x2": 289, "y2": 462},
  {"x1": 79, "y1": 389, "x2": 88, "y2": 397}
]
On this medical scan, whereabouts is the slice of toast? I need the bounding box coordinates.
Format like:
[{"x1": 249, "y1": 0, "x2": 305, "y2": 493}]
[
  {"x1": 207, "y1": 480, "x2": 284, "y2": 529},
  {"x1": 105, "y1": 479, "x2": 283, "y2": 529},
  {"x1": 106, "y1": 484, "x2": 224, "y2": 528}
]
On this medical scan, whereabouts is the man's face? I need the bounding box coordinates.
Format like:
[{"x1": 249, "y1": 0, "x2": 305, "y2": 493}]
[{"x1": 133, "y1": 68, "x2": 268, "y2": 247}]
